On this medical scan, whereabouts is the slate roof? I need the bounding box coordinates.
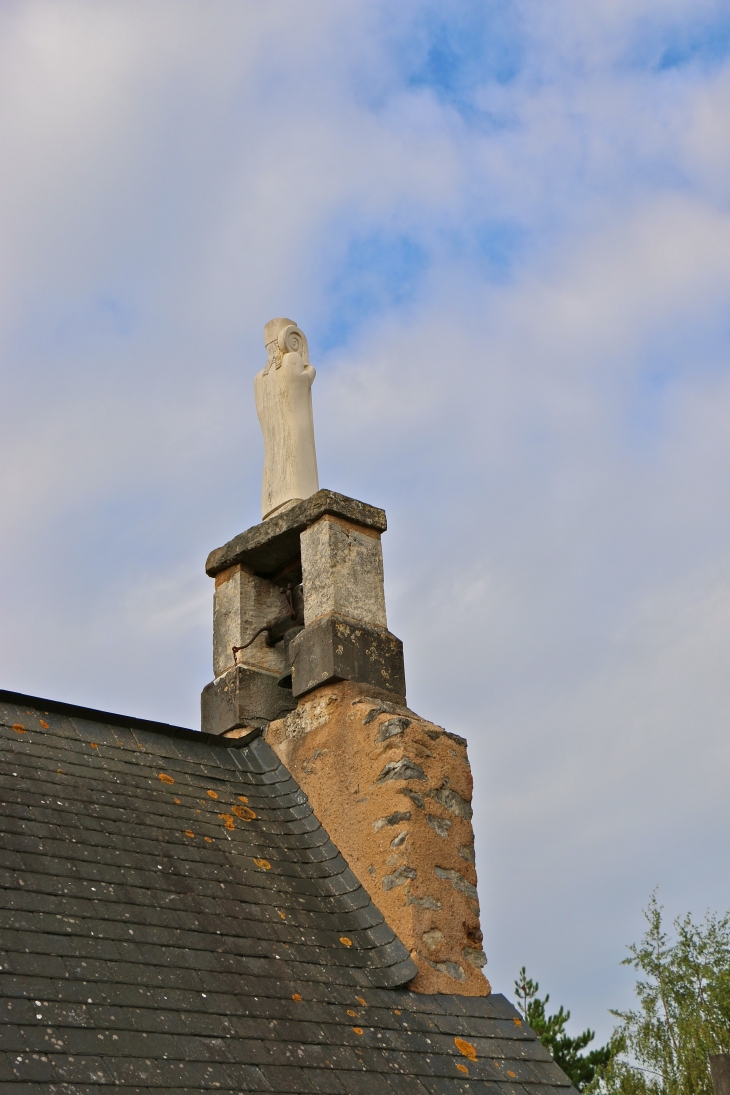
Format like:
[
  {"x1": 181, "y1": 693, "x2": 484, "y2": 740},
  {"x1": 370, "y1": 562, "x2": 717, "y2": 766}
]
[{"x1": 0, "y1": 689, "x2": 575, "y2": 1095}]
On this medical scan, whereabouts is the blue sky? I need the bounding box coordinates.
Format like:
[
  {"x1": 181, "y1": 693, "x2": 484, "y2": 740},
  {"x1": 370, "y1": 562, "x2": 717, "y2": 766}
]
[{"x1": 2, "y1": 0, "x2": 730, "y2": 1045}]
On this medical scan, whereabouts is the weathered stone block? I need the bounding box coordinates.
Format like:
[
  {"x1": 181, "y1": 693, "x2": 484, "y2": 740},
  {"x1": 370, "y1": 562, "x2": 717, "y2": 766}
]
[
  {"x1": 205, "y1": 489, "x2": 387, "y2": 579},
  {"x1": 201, "y1": 665, "x2": 295, "y2": 736},
  {"x1": 300, "y1": 515, "x2": 387, "y2": 629},
  {"x1": 213, "y1": 564, "x2": 286, "y2": 679},
  {"x1": 290, "y1": 615, "x2": 405, "y2": 700}
]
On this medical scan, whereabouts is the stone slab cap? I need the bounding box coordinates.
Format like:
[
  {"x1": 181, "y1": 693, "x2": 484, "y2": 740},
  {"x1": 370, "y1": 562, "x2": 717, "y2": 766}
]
[
  {"x1": 290, "y1": 615, "x2": 406, "y2": 701},
  {"x1": 205, "y1": 489, "x2": 387, "y2": 579}
]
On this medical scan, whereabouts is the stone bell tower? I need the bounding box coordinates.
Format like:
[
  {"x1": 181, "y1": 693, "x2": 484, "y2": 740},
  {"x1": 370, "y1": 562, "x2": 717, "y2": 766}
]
[{"x1": 200, "y1": 319, "x2": 489, "y2": 996}]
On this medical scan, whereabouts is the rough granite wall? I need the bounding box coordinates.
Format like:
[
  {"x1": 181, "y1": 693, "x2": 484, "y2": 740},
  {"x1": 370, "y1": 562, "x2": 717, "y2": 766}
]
[{"x1": 266, "y1": 680, "x2": 490, "y2": 996}]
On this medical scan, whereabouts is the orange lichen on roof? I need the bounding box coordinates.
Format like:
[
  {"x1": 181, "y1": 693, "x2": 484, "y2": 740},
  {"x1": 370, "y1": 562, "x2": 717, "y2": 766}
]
[
  {"x1": 206, "y1": 790, "x2": 218, "y2": 799},
  {"x1": 90, "y1": 743, "x2": 98, "y2": 749},
  {"x1": 12, "y1": 724, "x2": 25, "y2": 733},
  {"x1": 455, "y1": 1037, "x2": 477, "y2": 1062},
  {"x1": 291, "y1": 993, "x2": 302, "y2": 1002},
  {"x1": 508, "y1": 1070, "x2": 517, "y2": 1076},
  {"x1": 253, "y1": 857, "x2": 271, "y2": 870},
  {"x1": 356, "y1": 996, "x2": 366, "y2": 1006},
  {"x1": 513, "y1": 1017, "x2": 522, "y2": 1026},
  {"x1": 347, "y1": 1009, "x2": 358, "y2": 1017},
  {"x1": 238, "y1": 795, "x2": 249, "y2": 803},
  {"x1": 185, "y1": 830, "x2": 195, "y2": 838},
  {"x1": 204, "y1": 837, "x2": 213, "y2": 843},
  {"x1": 174, "y1": 798, "x2": 181, "y2": 804},
  {"x1": 232, "y1": 804, "x2": 256, "y2": 821},
  {"x1": 352, "y1": 1027, "x2": 363, "y2": 1036},
  {"x1": 158, "y1": 773, "x2": 174, "y2": 784},
  {"x1": 278, "y1": 911, "x2": 286, "y2": 920},
  {"x1": 39, "y1": 720, "x2": 49, "y2": 729},
  {"x1": 218, "y1": 813, "x2": 235, "y2": 830},
  {"x1": 339, "y1": 937, "x2": 353, "y2": 947},
  {"x1": 457, "y1": 1063, "x2": 469, "y2": 1074}
]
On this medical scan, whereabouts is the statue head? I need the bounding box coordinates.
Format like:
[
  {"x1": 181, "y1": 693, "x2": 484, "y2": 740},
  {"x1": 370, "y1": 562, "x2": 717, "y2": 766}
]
[{"x1": 262, "y1": 317, "x2": 309, "y2": 374}]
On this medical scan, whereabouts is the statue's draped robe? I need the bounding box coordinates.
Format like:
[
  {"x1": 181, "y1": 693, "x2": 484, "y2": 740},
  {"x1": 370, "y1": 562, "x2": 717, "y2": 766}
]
[{"x1": 254, "y1": 322, "x2": 319, "y2": 520}]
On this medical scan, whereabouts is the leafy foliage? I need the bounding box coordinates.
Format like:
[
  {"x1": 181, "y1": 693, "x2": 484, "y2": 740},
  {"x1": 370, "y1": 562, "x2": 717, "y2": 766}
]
[
  {"x1": 594, "y1": 895, "x2": 730, "y2": 1095},
  {"x1": 515, "y1": 967, "x2": 614, "y2": 1090}
]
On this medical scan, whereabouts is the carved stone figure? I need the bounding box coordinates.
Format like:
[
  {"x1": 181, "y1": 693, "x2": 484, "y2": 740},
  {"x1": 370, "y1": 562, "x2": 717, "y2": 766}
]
[{"x1": 254, "y1": 318, "x2": 319, "y2": 520}]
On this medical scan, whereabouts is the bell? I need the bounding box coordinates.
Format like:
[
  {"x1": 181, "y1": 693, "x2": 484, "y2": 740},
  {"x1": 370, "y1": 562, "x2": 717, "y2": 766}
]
[{"x1": 277, "y1": 625, "x2": 304, "y2": 689}]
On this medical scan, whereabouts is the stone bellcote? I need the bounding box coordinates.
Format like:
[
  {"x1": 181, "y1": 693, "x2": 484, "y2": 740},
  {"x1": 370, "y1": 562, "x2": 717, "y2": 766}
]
[{"x1": 201, "y1": 488, "x2": 489, "y2": 997}]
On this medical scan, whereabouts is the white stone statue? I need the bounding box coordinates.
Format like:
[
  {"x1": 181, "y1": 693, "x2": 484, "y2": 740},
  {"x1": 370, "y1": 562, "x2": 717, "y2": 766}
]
[{"x1": 254, "y1": 318, "x2": 319, "y2": 520}]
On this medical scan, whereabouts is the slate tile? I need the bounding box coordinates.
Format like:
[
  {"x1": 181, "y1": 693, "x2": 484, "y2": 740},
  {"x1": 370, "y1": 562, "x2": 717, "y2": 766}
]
[
  {"x1": 0, "y1": 1026, "x2": 25, "y2": 1052},
  {"x1": 291, "y1": 1067, "x2": 349, "y2": 1094},
  {"x1": 7, "y1": 1052, "x2": 56, "y2": 1082},
  {"x1": 337, "y1": 1070, "x2": 421, "y2": 1094},
  {"x1": 6, "y1": 954, "x2": 67, "y2": 979}
]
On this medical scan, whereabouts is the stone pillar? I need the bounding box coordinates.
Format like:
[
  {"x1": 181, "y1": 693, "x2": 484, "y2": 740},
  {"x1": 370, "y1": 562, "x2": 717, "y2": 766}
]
[
  {"x1": 200, "y1": 563, "x2": 297, "y2": 737},
  {"x1": 290, "y1": 514, "x2": 405, "y2": 700}
]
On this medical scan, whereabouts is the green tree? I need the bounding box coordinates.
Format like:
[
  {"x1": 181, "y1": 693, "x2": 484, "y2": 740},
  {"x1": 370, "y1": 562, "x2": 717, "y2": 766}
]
[
  {"x1": 515, "y1": 966, "x2": 614, "y2": 1090},
  {"x1": 594, "y1": 895, "x2": 730, "y2": 1095}
]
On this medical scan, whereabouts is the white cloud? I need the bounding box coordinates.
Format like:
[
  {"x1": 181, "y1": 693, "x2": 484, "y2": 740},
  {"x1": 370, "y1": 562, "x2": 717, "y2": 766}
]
[{"x1": 1, "y1": 0, "x2": 730, "y2": 1040}]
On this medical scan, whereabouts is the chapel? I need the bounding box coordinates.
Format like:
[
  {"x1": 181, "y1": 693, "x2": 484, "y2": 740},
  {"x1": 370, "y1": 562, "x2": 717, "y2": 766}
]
[{"x1": 0, "y1": 320, "x2": 575, "y2": 1094}]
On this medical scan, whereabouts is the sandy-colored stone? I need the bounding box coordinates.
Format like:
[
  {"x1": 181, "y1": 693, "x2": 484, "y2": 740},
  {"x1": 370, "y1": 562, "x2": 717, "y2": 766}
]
[
  {"x1": 267, "y1": 680, "x2": 490, "y2": 996},
  {"x1": 213, "y1": 564, "x2": 287, "y2": 679},
  {"x1": 301, "y1": 515, "x2": 387, "y2": 629}
]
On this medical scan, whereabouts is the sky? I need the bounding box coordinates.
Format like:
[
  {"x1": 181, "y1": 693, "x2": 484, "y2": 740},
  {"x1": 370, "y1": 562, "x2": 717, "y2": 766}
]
[{"x1": 1, "y1": 0, "x2": 730, "y2": 1044}]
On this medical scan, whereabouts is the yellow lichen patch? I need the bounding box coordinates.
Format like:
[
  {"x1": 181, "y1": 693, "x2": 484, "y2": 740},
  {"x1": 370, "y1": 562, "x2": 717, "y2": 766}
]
[
  {"x1": 352, "y1": 1027, "x2": 363, "y2": 1036},
  {"x1": 158, "y1": 773, "x2": 175, "y2": 784},
  {"x1": 394, "y1": 1009, "x2": 401, "y2": 1015},
  {"x1": 206, "y1": 790, "x2": 218, "y2": 799},
  {"x1": 232, "y1": 804, "x2": 256, "y2": 821},
  {"x1": 253, "y1": 857, "x2": 271, "y2": 870},
  {"x1": 513, "y1": 1017, "x2": 522, "y2": 1026},
  {"x1": 347, "y1": 1009, "x2": 358, "y2": 1017},
  {"x1": 278, "y1": 911, "x2": 286, "y2": 921},
  {"x1": 356, "y1": 997, "x2": 366, "y2": 1006},
  {"x1": 339, "y1": 937, "x2": 353, "y2": 947},
  {"x1": 455, "y1": 1037, "x2": 477, "y2": 1062},
  {"x1": 457, "y1": 1063, "x2": 469, "y2": 1075},
  {"x1": 204, "y1": 837, "x2": 213, "y2": 843},
  {"x1": 238, "y1": 795, "x2": 249, "y2": 803},
  {"x1": 40, "y1": 720, "x2": 49, "y2": 729},
  {"x1": 12, "y1": 724, "x2": 25, "y2": 733},
  {"x1": 218, "y1": 813, "x2": 235, "y2": 830},
  {"x1": 90, "y1": 743, "x2": 98, "y2": 749},
  {"x1": 185, "y1": 830, "x2": 195, "y2": 838},
  {"x1": 291, "y1": 993, "x2": 302, "y2": 1002}
]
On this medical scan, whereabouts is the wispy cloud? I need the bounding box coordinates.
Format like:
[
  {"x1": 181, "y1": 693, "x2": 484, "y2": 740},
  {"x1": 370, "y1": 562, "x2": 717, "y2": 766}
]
[{"x1": 1, "y1": 0, "x2": 730, "y2": 1039}]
